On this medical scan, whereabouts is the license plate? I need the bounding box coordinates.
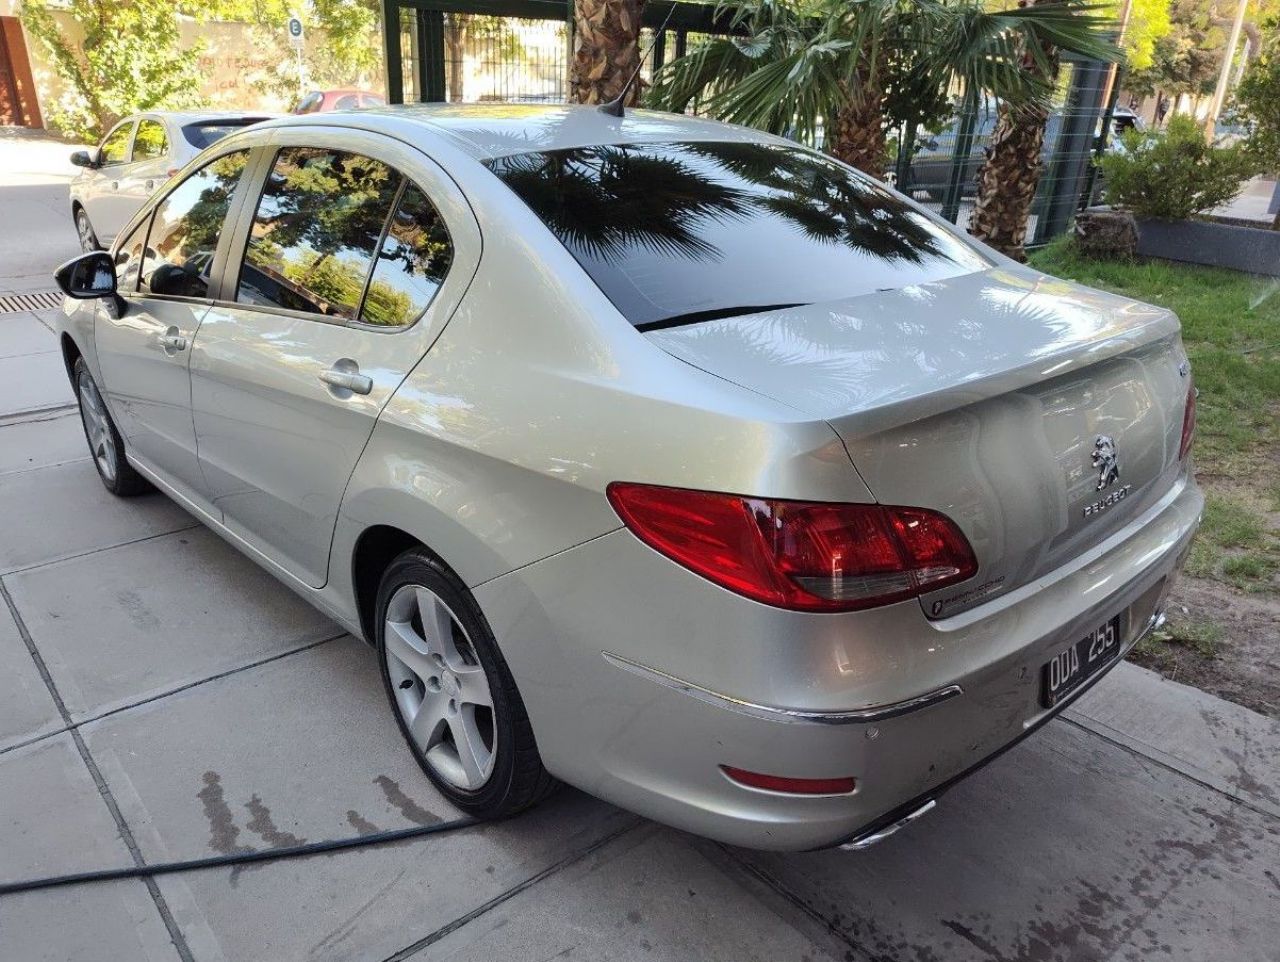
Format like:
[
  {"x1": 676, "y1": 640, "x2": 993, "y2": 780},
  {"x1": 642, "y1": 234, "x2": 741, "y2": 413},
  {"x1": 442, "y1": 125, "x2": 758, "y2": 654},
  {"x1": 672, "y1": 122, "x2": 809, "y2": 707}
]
[{"x1": 1041, "y1": 615, "x2": 1122, "y2": 708}]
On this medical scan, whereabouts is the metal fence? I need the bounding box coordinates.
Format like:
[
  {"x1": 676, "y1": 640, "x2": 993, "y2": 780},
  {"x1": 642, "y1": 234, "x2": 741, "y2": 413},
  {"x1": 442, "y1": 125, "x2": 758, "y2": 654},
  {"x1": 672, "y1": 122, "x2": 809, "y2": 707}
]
[{"x1": 381, "y1": 0, "x2": 1119, "y2": 245}]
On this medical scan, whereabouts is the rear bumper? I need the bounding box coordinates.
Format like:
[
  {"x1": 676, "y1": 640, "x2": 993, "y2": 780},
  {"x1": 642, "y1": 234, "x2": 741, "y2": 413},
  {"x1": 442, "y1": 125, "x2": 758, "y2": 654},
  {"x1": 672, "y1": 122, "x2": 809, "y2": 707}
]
[{"x1": 476, "y1": 475, "x2": 1201, "y2": 851}]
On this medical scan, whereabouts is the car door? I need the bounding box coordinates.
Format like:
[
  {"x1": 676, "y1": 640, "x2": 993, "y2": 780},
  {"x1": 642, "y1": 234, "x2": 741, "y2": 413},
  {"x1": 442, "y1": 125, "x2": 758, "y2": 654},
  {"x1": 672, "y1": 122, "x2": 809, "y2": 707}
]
[
  {"x1": 115, "y1": 117, "x2": 172, "y2": 217},
  {"x1": 189, "y1": 129, "x2": 480, "y2": 587},
  {"x1": 84, "y1": 119, "x2": 137, "y2": 240},
  {"x1": 94, "y1": 148, "x2": 255, "y2": 507}
]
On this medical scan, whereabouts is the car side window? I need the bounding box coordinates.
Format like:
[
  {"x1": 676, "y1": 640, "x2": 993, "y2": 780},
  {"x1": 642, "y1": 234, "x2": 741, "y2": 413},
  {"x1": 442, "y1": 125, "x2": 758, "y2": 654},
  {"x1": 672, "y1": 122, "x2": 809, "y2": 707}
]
[
  {"x1": 99, "y1": 122, "x2": 134, "y2": 166},
  {"x1": 235, "y1": 147, "x2": 402, "y2": 320},
  {"x1": 359, "y1": 182, "x2": 454, "y2": 327},
  {"x1": 140, "y1": 150, "x2": 251, "y2": 299},
  {"x1": 334, "y1": 94, "x2": 360, "y2": 110},
  {"x1": 133, "y1": 120, "x2": 168, "y2": 161}
]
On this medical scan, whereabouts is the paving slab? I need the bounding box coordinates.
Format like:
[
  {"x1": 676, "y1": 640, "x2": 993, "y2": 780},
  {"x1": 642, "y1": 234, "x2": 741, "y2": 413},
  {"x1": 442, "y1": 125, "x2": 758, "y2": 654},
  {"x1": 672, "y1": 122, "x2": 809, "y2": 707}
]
[
  {"x1": 0, "y1": 350, "x2": 73, "y2": 417},
  {"x1": 0, "y1": 734, "x2": 180, "y2": 961},
  {"x1": 0, "y1": 313, "x2": 57, "y2": 359},
  {"x1": 408, "y1": 825, "x2": 836, "y2": 962},
  {"x1": 80, "y1": 636, "x2": 631, "y2": 961},
  {"x1": 0, "y1": 459, "x2": 193, "y2": 574},
  {"x1": 0, "y1": 411, "x2": 88, "y2": 476},
  {"x1": 5, "y1": 525, "x2": 340, "y2": 720},
  {"x1": 1068, "y1": 661, "x2": 1280, "y2": 815},
  {"x1": 732, "y1": 720, "x2": 1280, "y2": 962},
  {"x1": 0, "y1": 599, "x2": 61, "y2": 752}
]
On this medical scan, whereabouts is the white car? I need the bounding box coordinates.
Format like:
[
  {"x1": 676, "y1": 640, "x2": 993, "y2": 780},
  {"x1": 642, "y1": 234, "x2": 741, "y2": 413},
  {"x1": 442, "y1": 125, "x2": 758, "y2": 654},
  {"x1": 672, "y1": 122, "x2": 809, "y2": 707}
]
[{"x1": 69, "y1": 111, "x2": 274, "y2": 251}]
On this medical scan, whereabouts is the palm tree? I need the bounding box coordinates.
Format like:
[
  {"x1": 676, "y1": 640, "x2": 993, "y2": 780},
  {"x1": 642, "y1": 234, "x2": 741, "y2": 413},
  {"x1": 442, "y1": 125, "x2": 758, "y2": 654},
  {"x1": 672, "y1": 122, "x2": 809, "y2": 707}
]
[
  {"x1": 646, "y1": 0, "x2": 1114, "y2": 181},
  {"x1": 570, "y1": 0, "x2": 647, "y2": 106},
  {"x1": 967, "y1": 0, "x2": 1115, "y2": 260}
]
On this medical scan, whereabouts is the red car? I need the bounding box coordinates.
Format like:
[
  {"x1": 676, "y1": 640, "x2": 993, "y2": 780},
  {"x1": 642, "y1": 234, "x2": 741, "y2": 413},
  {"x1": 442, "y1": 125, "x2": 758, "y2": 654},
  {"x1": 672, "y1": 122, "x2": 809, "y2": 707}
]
[{"x1": 292, "y1": 89, "x2": 386, "y2": 114}]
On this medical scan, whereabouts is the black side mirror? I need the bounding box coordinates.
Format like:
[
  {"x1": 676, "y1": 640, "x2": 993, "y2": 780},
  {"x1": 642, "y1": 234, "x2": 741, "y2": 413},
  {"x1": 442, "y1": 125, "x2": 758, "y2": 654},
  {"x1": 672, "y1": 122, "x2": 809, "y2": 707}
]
[
  {"x1": 55, "y1": 252, "x2": 126, "y2": 317},
  {"x1": 70, "y1": 149, "x2": 97, "y2": 169}
]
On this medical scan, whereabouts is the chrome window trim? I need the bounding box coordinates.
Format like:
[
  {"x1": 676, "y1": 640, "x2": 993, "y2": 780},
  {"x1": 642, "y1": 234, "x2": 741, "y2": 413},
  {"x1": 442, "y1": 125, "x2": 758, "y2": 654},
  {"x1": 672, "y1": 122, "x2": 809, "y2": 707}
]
[{"x1": 601, "y1": 651, "x2": 963, "y2": 725}]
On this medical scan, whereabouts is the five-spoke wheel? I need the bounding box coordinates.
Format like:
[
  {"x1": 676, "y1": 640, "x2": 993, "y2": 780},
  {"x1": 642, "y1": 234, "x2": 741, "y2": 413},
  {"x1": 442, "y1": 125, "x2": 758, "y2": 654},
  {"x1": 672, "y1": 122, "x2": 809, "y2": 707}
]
[{"x1": 375, "y1": 549, "x2": 556, "y2": 817}]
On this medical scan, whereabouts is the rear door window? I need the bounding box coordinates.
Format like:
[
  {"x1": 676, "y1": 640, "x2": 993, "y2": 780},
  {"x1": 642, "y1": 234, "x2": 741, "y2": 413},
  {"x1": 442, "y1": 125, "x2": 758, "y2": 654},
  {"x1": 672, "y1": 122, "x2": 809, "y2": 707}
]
[
  {"x1": 140, "y1": 150, "x2": 251, "y2": 298},
  {"x1": 235, "y1": 147, "x2": 402, "y2": 320},
  {"x1": 99, "y1": 122, "x2": 134, "y2": 166},
  {"x1": 133, "y1": 120, "x2": 169, "y2": 161},
  {"x1": 486, "y1": 141, "x2": 990, "y2": 329},
  {"x1": 359, "y1": 181, "x2": 454, "y2": 327}
]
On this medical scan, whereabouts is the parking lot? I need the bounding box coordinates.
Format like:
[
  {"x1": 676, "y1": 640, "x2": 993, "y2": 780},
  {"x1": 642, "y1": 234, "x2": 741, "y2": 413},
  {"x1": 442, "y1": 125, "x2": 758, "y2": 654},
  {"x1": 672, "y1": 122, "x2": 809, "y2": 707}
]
[{"x1": 2, "y1": 130, "x2": 1279, "y2": 962}]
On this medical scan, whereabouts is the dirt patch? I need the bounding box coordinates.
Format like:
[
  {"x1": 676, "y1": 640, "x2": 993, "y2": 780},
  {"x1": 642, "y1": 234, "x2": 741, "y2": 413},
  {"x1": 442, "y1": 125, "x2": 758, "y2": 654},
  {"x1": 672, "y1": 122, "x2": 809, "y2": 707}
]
[{"x1": 1131, "y1": 576, "x2": 1280, "y2": 719}]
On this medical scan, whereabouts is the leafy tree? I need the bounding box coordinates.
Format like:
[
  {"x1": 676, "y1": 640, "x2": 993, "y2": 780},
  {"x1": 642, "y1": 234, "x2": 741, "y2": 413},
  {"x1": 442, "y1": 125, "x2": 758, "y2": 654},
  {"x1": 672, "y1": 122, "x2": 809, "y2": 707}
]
[
  {"x1": 1112, "y1": 0, "x2": 1173, "y2": 70},
  {"x1": 1230, "y1": 15, "x2": 1279, "y2": 226},
  {"x1": 19, "y1": 0, "x2": 205, "y2": 141},
  {"x1": 193, "y1": 0, "x2": 381, "y2": 102}
]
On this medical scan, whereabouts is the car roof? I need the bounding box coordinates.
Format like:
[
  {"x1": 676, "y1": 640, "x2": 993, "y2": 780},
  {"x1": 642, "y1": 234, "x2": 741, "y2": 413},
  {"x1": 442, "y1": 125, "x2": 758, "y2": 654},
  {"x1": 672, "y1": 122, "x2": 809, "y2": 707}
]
[{"x1": 251, "y1": 103, "x2": 782, "y2": 161}]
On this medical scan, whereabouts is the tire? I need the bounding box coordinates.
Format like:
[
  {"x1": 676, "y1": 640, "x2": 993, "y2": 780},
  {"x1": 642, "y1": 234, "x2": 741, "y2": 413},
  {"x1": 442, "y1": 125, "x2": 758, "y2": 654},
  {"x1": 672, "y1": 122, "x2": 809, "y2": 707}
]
[
  {"x1": 375, "y1": 548, "x2": 557, "y2": 818},
  {"x1": 74, "y1": 358, "x2": 152, "y2": 496},
  {"x1": 74, "y1": 206, "x2": 100, "y2": 253}
]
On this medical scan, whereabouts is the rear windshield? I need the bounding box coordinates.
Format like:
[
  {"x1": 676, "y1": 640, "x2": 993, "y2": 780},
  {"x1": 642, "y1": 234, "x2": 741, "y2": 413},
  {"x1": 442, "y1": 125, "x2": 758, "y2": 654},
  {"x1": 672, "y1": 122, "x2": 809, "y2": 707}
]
[
  {"x1": 485, "y1": 141, "x2": 990, "y2": 329},
  {"x1": 182, "y1": 119, "x2": 270, "y2": 150}
]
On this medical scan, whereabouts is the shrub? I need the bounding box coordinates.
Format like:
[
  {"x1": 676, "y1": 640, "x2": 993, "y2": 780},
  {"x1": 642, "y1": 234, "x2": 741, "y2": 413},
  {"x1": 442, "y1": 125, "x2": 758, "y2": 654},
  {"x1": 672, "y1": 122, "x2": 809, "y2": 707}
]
[{"x1": 1096, "y1": 114, "x2": 1258, "y2": 220}]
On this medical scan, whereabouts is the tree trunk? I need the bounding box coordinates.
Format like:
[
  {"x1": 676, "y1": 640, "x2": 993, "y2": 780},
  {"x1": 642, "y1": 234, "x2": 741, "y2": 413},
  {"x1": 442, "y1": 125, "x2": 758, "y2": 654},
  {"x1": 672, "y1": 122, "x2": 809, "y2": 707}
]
[
  {"x1": 828, "y1": 79, "x2": 886, "y2": 179},
  {"x1": 445, "y1": 16, "x2": 465, "y2": 103},
  {"x1": 570, "y1": 0, "x2": 646, "y2": 106},
  {"x1": 968, "y1": 0, "x2": 1060, "y2": 262}
]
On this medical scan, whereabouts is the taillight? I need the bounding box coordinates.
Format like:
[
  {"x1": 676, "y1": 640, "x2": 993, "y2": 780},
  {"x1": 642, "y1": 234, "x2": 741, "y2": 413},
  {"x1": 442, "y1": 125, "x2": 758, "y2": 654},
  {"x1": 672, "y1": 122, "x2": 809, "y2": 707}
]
[
  {"x1": 1178, "y1": 383, "x2": 1196, "y2": 461},
  {"x1": 605, "y1": 483, "x2": 978, "y2": 612}
]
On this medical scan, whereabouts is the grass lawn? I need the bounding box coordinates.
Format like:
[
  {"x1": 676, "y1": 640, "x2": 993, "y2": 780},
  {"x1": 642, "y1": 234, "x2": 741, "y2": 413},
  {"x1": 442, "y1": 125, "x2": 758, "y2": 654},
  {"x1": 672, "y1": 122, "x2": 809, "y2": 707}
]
[{"x1": 1028, "y1": 239, "x2": 1280, "y2": 714}]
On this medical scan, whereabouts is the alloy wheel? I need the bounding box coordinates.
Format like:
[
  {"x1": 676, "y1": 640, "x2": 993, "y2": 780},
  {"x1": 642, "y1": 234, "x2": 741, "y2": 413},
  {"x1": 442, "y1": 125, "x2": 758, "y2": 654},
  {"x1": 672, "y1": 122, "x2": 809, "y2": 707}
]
[
  {"x1": 383, "y1": 584, "x2": 496, "y2": 791},
  {"x1": 77, "y1": 375, "x2": 118, "y2": 483}
]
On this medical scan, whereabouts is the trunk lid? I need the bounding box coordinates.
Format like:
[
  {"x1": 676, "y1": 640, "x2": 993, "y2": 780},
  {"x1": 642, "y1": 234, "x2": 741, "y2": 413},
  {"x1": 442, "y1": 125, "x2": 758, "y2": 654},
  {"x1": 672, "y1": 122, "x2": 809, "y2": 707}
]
[{"x1": 646, "y1": 266, "x2": 1191, "y2": 617}]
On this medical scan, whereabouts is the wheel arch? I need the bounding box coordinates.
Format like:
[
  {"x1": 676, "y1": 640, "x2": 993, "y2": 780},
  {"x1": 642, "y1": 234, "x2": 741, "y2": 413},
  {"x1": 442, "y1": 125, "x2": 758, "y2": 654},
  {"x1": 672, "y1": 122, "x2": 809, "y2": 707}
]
[
  {"x1": 350, "y1": 523, "x2": 468, "y2": 648},
  {"x1": 60, "y1": 332, "x2": 83, "y2": 385}
]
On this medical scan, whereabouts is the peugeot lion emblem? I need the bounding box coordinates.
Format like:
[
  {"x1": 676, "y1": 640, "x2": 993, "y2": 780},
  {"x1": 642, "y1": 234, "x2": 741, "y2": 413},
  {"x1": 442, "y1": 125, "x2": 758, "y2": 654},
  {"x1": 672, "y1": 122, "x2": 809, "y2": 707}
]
[{"x1": 1092, "y1": 435, "x2": 1121, "y2": 490}]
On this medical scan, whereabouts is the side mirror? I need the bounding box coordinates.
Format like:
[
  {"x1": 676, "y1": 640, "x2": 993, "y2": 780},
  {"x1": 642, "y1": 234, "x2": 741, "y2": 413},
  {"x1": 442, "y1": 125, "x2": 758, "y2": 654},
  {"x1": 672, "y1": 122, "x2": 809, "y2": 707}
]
[
  {"x1": 55, "y1": 251, "x2": 126, "y2": 318},
  {"x1": 55, "y1": 251, "x2": 118, "y2": 299},
  {"x1": 70, "y1": 149, "x2": 97, "y2": 169}
]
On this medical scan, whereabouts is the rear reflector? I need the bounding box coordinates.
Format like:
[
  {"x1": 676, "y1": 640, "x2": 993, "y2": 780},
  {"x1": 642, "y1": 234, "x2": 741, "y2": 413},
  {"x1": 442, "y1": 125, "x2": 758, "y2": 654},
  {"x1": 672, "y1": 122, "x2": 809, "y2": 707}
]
[
  {"x1": 721, "y1": 766, "x2": 856, "y2": 795},
  {"x1": 1178, "y1": 383, "x2": 1196, "y2": 461},
  {"x1": 606, "y1": 483, "x2": 978, "y2": 612}
]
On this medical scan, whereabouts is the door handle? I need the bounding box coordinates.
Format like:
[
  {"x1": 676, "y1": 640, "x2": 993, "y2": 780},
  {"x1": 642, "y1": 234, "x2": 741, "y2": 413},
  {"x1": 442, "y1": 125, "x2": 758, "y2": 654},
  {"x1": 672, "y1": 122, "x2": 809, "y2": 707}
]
[
  {"x1": 159, "y1": 333, "x2": 187, "y2": 352},
  {"x1": 319, "y1": 367, "x2": 372, "y2": 396}
]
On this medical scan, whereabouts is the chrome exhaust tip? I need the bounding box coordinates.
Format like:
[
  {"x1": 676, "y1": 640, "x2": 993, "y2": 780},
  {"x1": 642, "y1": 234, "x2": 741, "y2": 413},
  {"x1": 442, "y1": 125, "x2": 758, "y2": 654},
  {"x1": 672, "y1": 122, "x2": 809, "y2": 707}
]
[{"x1": 839, "y1": 798, "x2": 937, "y2": 851}]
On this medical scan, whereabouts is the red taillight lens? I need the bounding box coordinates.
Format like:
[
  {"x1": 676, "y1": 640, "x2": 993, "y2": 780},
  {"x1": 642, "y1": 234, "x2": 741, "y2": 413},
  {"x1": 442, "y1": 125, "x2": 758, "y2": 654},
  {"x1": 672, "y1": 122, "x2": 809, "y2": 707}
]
[
  {"x1": 606, "y1": 483, "x2": 978, "y2": 612},
  {"x1": 721, "y1": 766, "x2": 856, "y2": 795},
  {"x1": 1178, "y1": 383, "x2": 1196, "y2": 461}
]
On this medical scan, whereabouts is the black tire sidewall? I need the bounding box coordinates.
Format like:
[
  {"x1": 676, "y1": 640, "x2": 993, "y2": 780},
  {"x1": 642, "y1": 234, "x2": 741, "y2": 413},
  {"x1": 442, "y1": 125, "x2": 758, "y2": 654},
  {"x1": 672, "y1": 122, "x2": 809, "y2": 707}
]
[
  {"x1": 374, "y1": 551, "x2": 526, "y2": 816},
  {"x1": 75, "y1": 209, "x2": 98, "y2": 252},
  {"x1": 74, "y1": 359, "x2": 120, "y2": 493}
]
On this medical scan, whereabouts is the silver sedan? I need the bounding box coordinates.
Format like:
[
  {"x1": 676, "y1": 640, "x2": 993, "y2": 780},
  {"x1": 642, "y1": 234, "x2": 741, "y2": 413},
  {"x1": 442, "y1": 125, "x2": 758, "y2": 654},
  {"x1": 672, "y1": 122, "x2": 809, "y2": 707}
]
[{"x1": 52, "y1": 104, "x2": 1201, "y2": 851}]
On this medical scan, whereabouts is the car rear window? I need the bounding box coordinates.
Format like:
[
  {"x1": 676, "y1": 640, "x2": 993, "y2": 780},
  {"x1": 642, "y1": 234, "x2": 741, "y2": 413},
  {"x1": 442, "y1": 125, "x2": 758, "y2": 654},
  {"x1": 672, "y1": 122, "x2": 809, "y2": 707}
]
[
  {"x1": 485, "y1": 141, "x2": 990, "y2": 330},
  {"x1": 182, "y1": 119, "x2": 270, "y2": 150}
]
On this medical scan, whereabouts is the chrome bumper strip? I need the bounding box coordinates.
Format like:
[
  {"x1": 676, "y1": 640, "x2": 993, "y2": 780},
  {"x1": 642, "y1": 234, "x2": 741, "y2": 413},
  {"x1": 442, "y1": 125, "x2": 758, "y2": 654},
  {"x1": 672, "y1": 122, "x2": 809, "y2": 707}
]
[
  {"x1": 840, "y1": 799, "x2": 937, "y2": 851},
  {"x1": 601, "y1": 651, "x2": 962, "y2": 725}
]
